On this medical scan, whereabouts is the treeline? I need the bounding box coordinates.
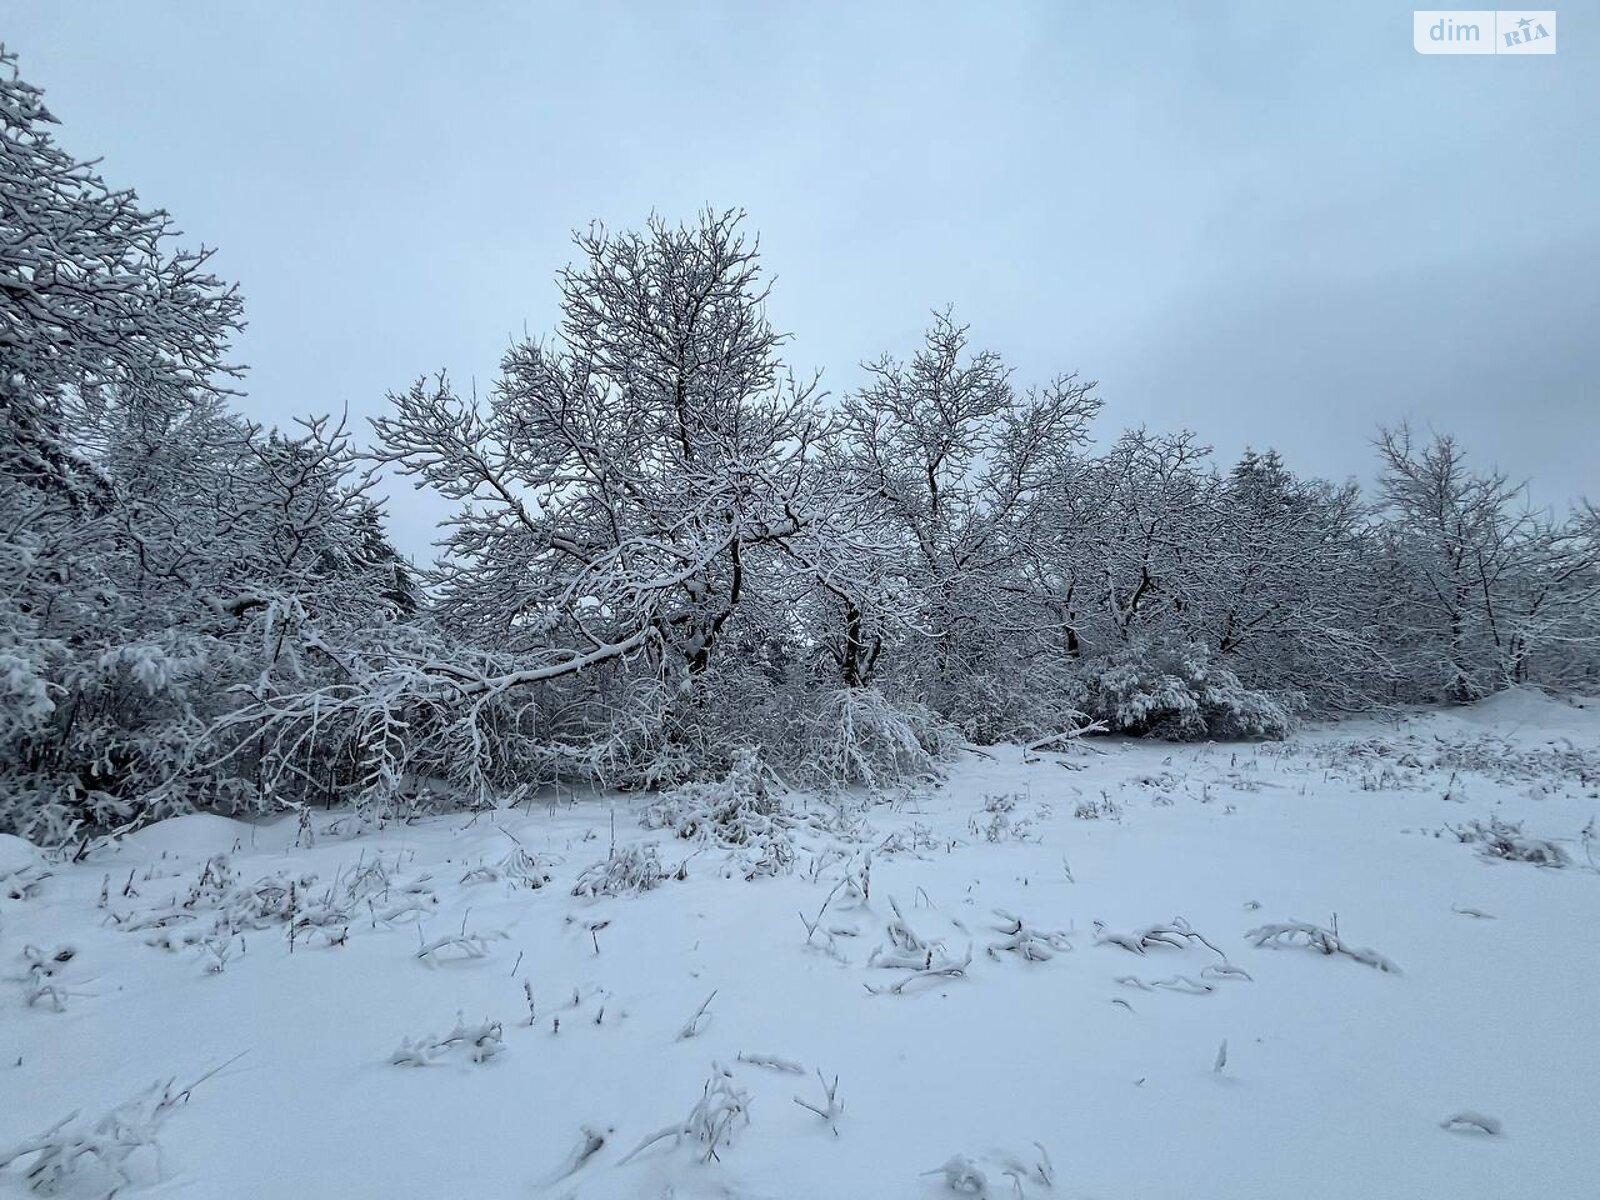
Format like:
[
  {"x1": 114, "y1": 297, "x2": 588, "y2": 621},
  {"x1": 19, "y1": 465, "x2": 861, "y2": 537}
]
[{"x1": 3, "y1": 50, "x2": 1596, "y2": 842}]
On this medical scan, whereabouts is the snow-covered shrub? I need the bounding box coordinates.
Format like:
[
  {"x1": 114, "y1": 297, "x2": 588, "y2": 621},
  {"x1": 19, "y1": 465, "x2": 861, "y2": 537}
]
[
  {"x1": 642, "y1": 748, "x2": 799, "y2": 878},
  {"x1": 642, "y1": 748, "x2": 784, "y2": 843},
  {"x1": 939, "y1": 659, "x2": 1094, "y2": 747},
  {"x1": 784, "y1": 687, "x2": 959, "y2": 794},
  {"x1": 1078, "y1": 638, "x2": 1300, "y2": 740},
  {"x1": 571, "y1": 842, "x2": 668, "y2": 897}
]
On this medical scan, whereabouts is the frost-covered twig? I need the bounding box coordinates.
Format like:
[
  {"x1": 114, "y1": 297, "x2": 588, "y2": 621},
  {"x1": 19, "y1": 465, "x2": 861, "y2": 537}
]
[
  {"x1": 993, "y1": 1142, "x2": 1057, "y2": 1193},
  {"x1": 799, "y1": 876, "x2": 848, "y2": 943},
  {"x1": 1440, "y1": 1110, "x2": 1501, "y2": 1136},
  {"x1": 793, "y1": 1069, "x2": 844, "y2": 1134},
  {"x1": 737, "y1": 1052, "x2": 805, "y2": 1074},
  {"x1": 1115, "y1": 973, "x2": 1215, "y2": 996},
  {"x1": 415, "y1": 921, "x2": 507, "y2": 966},
  {"x1": 677, "y1": 990, "x2": 717, "y2": 1041}
]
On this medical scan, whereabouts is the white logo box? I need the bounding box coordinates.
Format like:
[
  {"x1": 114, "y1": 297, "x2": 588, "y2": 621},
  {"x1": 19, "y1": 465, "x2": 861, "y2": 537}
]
[{"x1": 1414, "y1": 10, "x2": 1556, "y2": 53}]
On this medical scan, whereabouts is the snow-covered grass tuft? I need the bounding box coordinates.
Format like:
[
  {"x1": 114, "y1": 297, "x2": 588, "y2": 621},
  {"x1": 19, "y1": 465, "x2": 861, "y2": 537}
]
[
  {"x1": 389, "y1": 1013, "x2": 504, "y2": 1066},
  {"x1": 1450, "y1": 817, "x2": 1571, "y2": 867},
  {"x1": 14, "y1": 944, "x2": 78, "y2": 1011},
  {"x1": 1245, "y1": 919, "x2": 1401, "y2": 973},
  {"x1": 414, "y1": 918, "x2": 507, "y2": 966},
  {"x1": 571, "y1": 842, "x2": 668, "y2": 897},
  {"x1": 865, "y1": 898, "x2": 975, "y2": 994},
  {"x1": 969, "y1": 791, "x2": 1046, "y2": 842},
  {"x1": 0, "y1": 1059, "x2": 239, "y2": 1196},
  {"x1": 618, "y1": 1062, "x2": 752, "y2": 1166},
  {"x1": 924, "y1": 1153, "x2": 989, "y2": 1195},
  {"x1": 460, "y1": 842, "x2": 552, "y2": 890},
  {"x1": 988, "y1": 910, "x2": 1072, "y2": 962}
]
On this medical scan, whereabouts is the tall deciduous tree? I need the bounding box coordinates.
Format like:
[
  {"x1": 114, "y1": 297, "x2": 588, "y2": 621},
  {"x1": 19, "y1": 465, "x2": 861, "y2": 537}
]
[
  {"x1": 373, "y1": 210, "x2": 825, "y2": 768},
  {"x1": 835, "y1": 311, "x2": 1099, "y2": 732}
]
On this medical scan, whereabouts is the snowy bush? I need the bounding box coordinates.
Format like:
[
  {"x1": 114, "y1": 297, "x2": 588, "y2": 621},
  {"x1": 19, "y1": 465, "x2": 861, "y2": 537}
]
[
  {"x1": 642, "y1": 748, "x2": 783, "y2": 841},
  {"x1": 783, "y1": 687, "x2": 959, "y2": 794},
  {"x1": 1078, "y1": 638, "x2": 1301, "y2": 740},
  {"x1": 642, "y1": 749, "x2": 796, "y2": 879}
]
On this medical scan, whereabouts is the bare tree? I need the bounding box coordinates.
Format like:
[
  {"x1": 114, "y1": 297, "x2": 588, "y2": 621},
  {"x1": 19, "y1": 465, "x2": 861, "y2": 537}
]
[{"x1": 1375, "y1": 426, "x2": 1597, "y2": 700}]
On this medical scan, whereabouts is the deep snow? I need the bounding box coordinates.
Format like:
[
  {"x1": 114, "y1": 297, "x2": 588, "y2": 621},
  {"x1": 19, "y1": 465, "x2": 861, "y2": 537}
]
[{"x1": 3, "y1": 692, "x2": 1598, "y2": 1199}]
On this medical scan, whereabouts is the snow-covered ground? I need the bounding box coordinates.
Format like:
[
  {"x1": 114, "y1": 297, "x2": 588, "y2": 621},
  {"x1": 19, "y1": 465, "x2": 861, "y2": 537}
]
[{"x1": 3, "y1": 690, "x2": 1598, "y2": 1200}]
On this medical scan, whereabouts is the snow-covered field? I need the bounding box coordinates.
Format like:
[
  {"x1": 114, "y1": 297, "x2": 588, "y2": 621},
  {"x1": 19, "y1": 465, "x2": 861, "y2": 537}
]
[{"x1": 3, "y1": 690, "x2": 1597, "y2": 1200}]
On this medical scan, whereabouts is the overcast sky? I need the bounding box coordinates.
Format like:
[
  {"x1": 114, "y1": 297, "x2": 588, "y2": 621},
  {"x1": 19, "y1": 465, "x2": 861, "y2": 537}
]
[{"x1": 9, "y1": 1, "x2": 1596, "y2": 555}]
